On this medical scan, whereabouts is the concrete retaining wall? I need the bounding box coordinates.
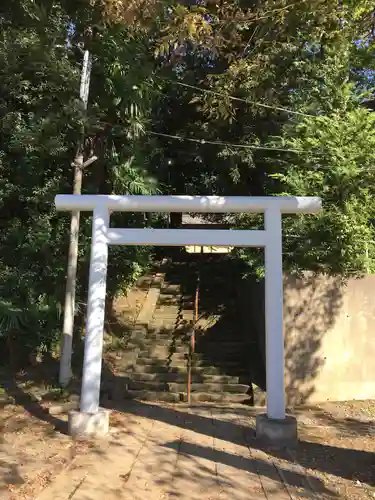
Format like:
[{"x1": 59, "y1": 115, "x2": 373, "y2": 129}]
[{"x1": 241, "y1": 273, "x2": 375, "y2": 405}]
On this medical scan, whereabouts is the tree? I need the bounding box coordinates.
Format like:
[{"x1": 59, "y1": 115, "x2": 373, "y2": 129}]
[
  {"x1": 1, "y1": 0, "x2": 374, "y2": 369},
  {"x1": 149, "y1": 0, "x2": 375, "y2": 276},
  {"x1": 58, "y1": 0, "x2": 211, "y2": 385},
  {"x1": 0, "y1": 0, "x2": 160, "y2": 368},
  {"x1": 268, "y1": 103, "x2": 375, "y2": 275},
  {"x1": 0, "y1": 1, "x2": 81, "y2": 364}
]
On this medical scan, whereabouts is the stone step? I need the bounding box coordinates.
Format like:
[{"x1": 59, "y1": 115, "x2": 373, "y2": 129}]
[
  {"x1": 145, "y1": 329, "x2": 190, "y2": 338},
  {"x1": 152, "y1": 314, "x2": 181, "y2": 321},
  {"x1": 124, "y1": 390, "x2": 181, "y2": 403},
  {"x1": 155, "y1": 302, "x2": 182, "y2": 309},
  {"x1": 154, "y1": 302, "x2": 180, "y2": 310},
  {"x1": 123, "y1": 345, "x2": 178, "y2": 356},
  {"x1": 134, "y1": 357, "x2": 246, "y2": 373},
  {"x1": 188, "y1": 392, "x2": 249, "y2": 404},
  {"x1": 186, "y1": 352, "x2": 248, "y2": 361},
  {"x1": 124, "y1": 390, "x2": 249, "y2": 404},
  {"x1": 136, "y1": 341, "x2": 187, "y2": 350},
  {"x1": 126, "y1": 338, "x2": 186, "y2": 349},
  {"x1": 129, "y1": 325, "x2": 148, "y2": 335},
  {"x1": 130, "y1": 372, "x2": 241, "y2": 384},
  {"x1": 131, "y1": 363, "x2": 246, "y2": 376},
  {"x1": 108, "y1": 362, "x2": 248, "y2": 377},
  {"x1": 139, "y1": 343, "x2": 188, "y2": 350},
  {"x1": 137, "y1": 351, "x2": 246, "y2": 361},
  {"x1": 138, "y1": 348, "x2": 186, "y2": 357},
  {"x1": 137, "y1": 341, "x2": 181, "y2": 349},
  {"x1": 135, "y1": 357, "x2": 179, "y2": 365},
  {"x1": 105, "y1": 351, "x2": 139, "y2": 362},
  {"x1": 135, "y1": 357, "x2": 246, "y2": 370},
  {"x1": 126, "y1": 381, "x2": 249, "y2": 394},
  {"x1": 150, "y1": 323, "x2": 192, "y2": 332},
  {"x1": 128, "y1": 380, "x2": 168, "y2": 391},
  {"x1": 132, "y1": 364, "x2": 180, "y2": 374},
  {"x1": 149, "y1": 323, "x2": 188, "y2": 330},
  {"x1": 149, "y1": 323, "x2": 180, "y2": 331},
  {"x1": 137, "y1": 343, "x2": 248, "y2": 357},
  {"x1": 145, "y1": 332, "x2": 188, "y2": 340},
  {"x1": 157, "y1": 293, "x2": 182, "y2": 303},
  {"x1": 160, "y1": 285, "x2": 181, "y2": 295},
  {"x1": 148, "y1": 328, "x2": 188, "y2": 335},
  {"x1": 167, "y1": 383, "x2": 250, "y2": 394},
  {"x1": 140, "y1": 342, "x2": 246, "y2": 351}
]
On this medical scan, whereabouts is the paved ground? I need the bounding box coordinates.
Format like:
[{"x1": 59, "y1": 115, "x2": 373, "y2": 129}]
[
  {"x1": 2, "y1": 399, "x2": 374, "y2": 499},
  {"x1": 34, "y1": 403, "x2": 327, "y2": 500}
]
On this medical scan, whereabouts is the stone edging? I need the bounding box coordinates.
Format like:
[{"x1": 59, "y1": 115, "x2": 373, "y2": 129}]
[{"x1": 136, "y1": 259, "x2": 167, "y2": 327}]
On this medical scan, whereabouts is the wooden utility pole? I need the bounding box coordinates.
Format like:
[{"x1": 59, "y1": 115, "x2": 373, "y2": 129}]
[{"x1": 59, "y1": 48, "x2": 96, "y2": 386}]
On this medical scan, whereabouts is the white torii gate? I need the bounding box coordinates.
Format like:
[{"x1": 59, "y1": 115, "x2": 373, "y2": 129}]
[{"x1": 55, "y1": 194, "x2": 321, "y2": 439}]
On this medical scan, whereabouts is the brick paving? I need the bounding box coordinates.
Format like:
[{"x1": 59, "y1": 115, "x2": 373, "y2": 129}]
[{"x1": 36, "y1": 402, "x2": 322, "y2": 500}]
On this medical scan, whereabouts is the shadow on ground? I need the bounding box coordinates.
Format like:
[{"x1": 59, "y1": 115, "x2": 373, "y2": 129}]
[
  {"x1": 104, "y1": 399, "x2": 375, "y2": 488},
  {"x1": 1, "y1": 365, "x2": 375, "y2": 499}
]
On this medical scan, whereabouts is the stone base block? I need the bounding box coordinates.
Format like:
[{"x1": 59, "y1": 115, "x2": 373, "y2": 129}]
[
  {"x1": 256, "y1": 413, "x2": 298, "y2": 447},
  {"x1": 68, "y1": 408, "x2": 110, "y2": 439}
]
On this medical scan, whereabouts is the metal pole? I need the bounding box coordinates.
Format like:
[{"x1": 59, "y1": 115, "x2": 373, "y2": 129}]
[
  {"x1": 194, "y1": 256, "x2": 201, "y2": 352},
  {"x1": 187, "y1": 260, "x2": 200, "y2": 405},
  {"x1": 187, "y1": 351, "x2": 192, "y2": 404}
]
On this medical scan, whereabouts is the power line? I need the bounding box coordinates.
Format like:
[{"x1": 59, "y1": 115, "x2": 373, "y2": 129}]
[
  {"x1": 101, "y1": 120, "x2": 375, "y2": 170},
  {"x1": 146, "y1": 130, "x2": 303, "y2": 153},
  {"x1": 100, "y1": 118, "x2": 307, "y2": 153},
  {"x1": 156, "y1": 76, "x2": 316, "y2": 118},
  {"x1": 99, "y1": 118, "x2": 303, "y2": 153},
  {"x1": 147, "y1": 129, "x2": 375, "y2": 171},
  {"x1": 147, "y1": 130, "x2": 375, "y2": 170}
]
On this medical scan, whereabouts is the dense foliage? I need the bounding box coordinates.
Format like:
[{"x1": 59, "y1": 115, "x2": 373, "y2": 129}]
[
  {"x1": 0, "y1": 0, "x2": 158, "y2": 363},
  {"x1": 150, "y1": 0, "x2": 375, "y2": 276},
  {"x1": 0, "y1": 0, "x2": 374, "y2": 364}
]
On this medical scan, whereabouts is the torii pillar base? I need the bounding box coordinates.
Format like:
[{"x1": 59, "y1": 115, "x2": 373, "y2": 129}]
[
  {"x1": 256, "y1": 413, "x2": 298, "y2": 447},
  {"x1": 68, "y1": 408, "x2": 110, "y2": 439}
]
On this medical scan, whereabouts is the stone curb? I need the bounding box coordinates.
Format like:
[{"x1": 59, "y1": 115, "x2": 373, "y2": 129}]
[{"x1": 136, "y1": 260, "x2": 167, "y2": 327}]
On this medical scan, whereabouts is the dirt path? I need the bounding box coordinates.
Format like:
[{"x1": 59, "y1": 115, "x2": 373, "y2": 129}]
[
  {"x1": 292, "y1": 400, "x2": 375, "y2": 499},
  {"x1": 0, "y1": 401, "x2": 90, "y2": 500}
]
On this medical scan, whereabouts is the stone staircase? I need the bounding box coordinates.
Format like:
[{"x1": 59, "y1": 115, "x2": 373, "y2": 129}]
[{"x1": 103, "y1": 259, "x2": 253, "y2": 404}]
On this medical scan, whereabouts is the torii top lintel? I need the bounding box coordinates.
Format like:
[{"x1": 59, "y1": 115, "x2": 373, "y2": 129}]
[{"x1": 55, "y1": 194, "x2": 321, "y2": 214}]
